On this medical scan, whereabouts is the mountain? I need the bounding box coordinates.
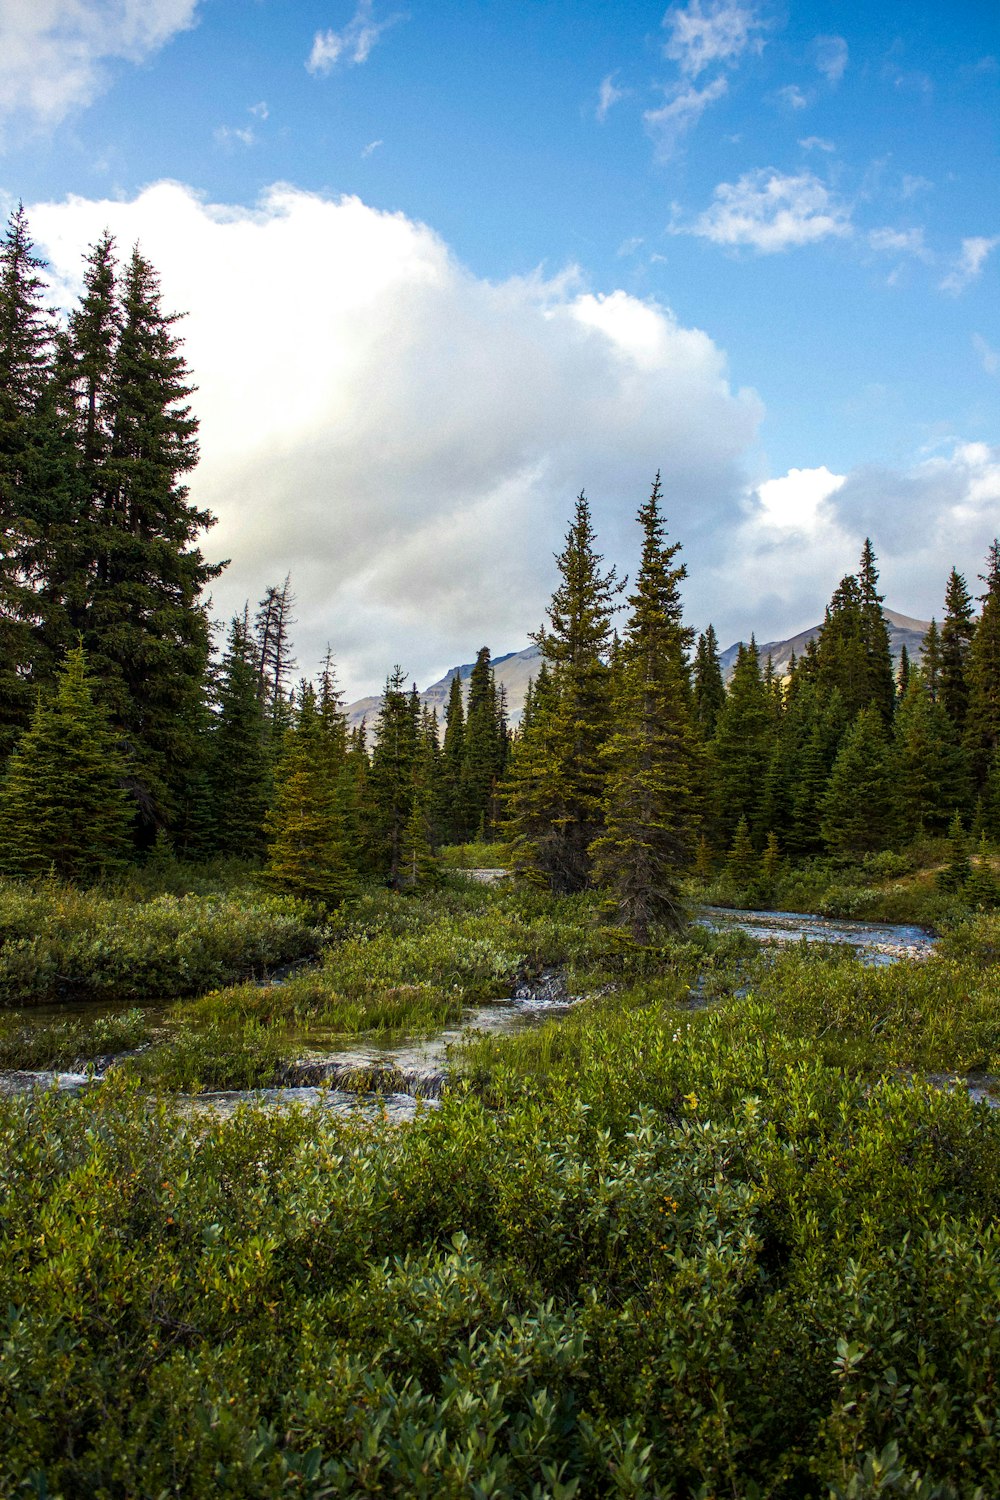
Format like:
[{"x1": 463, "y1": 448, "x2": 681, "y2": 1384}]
[
  {"x1": 718, "y1": 608, "x2": 931, "y2": 681},
  {"x1": 344, "y1": 607, "x2": 932, "y2": 732},
  {"x1": 344, "y1": 644, "x2": 543, "y2": 732}
]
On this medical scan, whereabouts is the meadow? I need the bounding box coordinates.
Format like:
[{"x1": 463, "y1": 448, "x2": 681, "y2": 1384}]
[{"x1": 1, "y1": 862, "x2": 1000, "y2": 1496}]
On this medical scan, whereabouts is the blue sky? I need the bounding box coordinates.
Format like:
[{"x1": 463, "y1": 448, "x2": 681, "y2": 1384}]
[{"x1": 2, "y1": 0, "x2": 998, "y2": 693}]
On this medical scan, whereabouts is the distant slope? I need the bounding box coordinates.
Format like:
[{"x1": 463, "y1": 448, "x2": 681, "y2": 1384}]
[
  {"x1": 718, "y1": 608, "x2": 931, "y2": 680},
  {"x1": 344, "y1": 644, "x2": 543, "y2": 732}
]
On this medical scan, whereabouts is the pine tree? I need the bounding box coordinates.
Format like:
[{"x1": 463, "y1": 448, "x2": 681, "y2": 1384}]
[
  {"x1": 896, "y1": 643, "x2": 911, "y2": 699},
  {"x1": 0, "y1": 205, "x2": 57, "y2": 754},
  {"x1": 692, "y1": 624, "x2": 725, "y2": 739},
  {"x1": 940, "y1": 567, "x2": 976, "y2": 730},
  {"x1": 939, "y1": 812, "x2": 972, "y2": 892},
  {"x1": 921, "y1": 619, "x2": 942, "y2": 703},
  {"x1": 84, "y1": 247, "x2": 222, "y2": 829},
  {"x1": 590, "y1": 475, "x2": 697, "y2": 937},
  {"x1": 505, "y1": 494, "x2": 622, "y2": 893},
  {"x1": 0, "y1": 643, "x2": 132, "y2": 881},
  {"x1": 462, "y1": 648, "x2": 503, "y2": 839},
  {"x1": 369, "y1": 666, "x2": 419, "y2": 885},
  {"x1": 820, "y1": 707, "x2": 897, "y2": 855},
  {"x1": 440, "y1": 672, "x2": 466, "y2": 843},
  {"x1": 857, "y1": 538, "x2": 895, "y2": 722},
  {"x1": 255, "y1": 575, "x2": 297, "y2": 734},
  {"x1": 209, "y1": 610, "x2": 270, "y2": 859},
  {"x1": 727, "y1": 815, "x2": 757, "y2": 890},
  {"x1": 965, "y1": 541, "x2": 1000, "y2": 790},
  {"x1": 893, "y1": 670, "x2": 970, "y2": 835},
  {"x1": 711, "y1": 638, "x2": 772, "y2": 842},
  {"x1": 265, "y1": 685, "x2": 353, "y2": 906}
]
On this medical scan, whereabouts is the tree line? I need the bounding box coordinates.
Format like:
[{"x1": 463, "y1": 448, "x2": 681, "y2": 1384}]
[{"x1": 3, "y1": 204, "x2": 1000, "y2": 933}]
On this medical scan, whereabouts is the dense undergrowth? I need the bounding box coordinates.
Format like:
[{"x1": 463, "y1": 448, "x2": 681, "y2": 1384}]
[
  {"x1": 5, "y1": 874, "x2": 1000, "y2": 1493},
  {"x1": 687, "y1": 842, "x2": 972, "y2": 927}
]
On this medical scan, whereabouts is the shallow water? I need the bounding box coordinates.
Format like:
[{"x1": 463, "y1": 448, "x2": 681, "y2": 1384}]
[{"x1": 697, "y1": 906, "x2": 937, "y2": 965}]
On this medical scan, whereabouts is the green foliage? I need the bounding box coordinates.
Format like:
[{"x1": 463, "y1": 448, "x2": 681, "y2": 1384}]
[
  {"x1": 0, "y1": 878, "x2": 325, "y2": 1007},
  {"x1": 0, "y1": 1007, "x2": 149, "y2": 1071},
  {"x1": 821, "y1": 707, "x2": 898, "y2": 855},
  {"x1": 0, "y1": 643, "x2": 133, "y2": 881},
  {"x1": 265, "y1": 684, "x2": 355, "y2": 907}
]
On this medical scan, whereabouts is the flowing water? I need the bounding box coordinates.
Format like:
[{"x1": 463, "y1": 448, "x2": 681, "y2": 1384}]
[{"x1": 0, "y1": 909, "x2": 951, "y2": 1118}]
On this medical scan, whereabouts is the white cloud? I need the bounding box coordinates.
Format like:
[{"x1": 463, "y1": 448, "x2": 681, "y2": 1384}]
[
  {"x1": 714, "y1": 444, "x2": 1000, "y2": 645},
  {"x1": 689, "y1": 169, "x2": 852, "y2": 253},
  {"x1": 939, "y1": 235, "x2": 1000, "y2": 295},
  {"x1": 900, "y1": 174, "x2": 933, "y2": 200},
  {"x1": 361, "y1": 138, "x2": 383, "y2": 158},
  {"x1": 973, "y1": 334, "x2": 999, "y2": 376},
  {"x1": 249, "y1": 101, "x2": 269, "y2": 120},
  {"x1": 307, "y1": 1, "x2": 404, "y2": 74},
  {"x1": 774, "y1": 84, "x2": 808, "y2": 109},
  {"x1": 596, "y1": 72, "x2": 628, "y2": 122},
  {"x1": 868, "y1": 226, "x2": 930, "y2": 259},
  {"x1": 662, "y1": 0, "x2": 764, "y2": 78},
  {"x1": 754, "y1": 466, "x2": 845, "y2": 532},
  {"x1": 0, "y1": 0, "x2": 199, "y2": 132},
  {"x1": 814, "y1": 34, "x2": 848, "y2": 84},
  {"x1": 644, "y1": 76, "x2": 728, "y2": 157},
  {"x1": 799, "y1": 135, "x2": 834, "y2": 152},
  {"x1": 28, "y1": 181, "x2": 763, "y2": 696}
]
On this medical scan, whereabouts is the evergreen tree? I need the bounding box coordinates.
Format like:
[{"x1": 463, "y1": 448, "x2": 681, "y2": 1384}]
[
  {"x1": 857, "y1": 538, "x2": 895, "y2": 721},
  {"x1": 265, "y1": 685, "x2": 353, "y2": 906},
  {"x1": 692, "y1": 624, "x2": 725, "y2": 739},
  {"x1": 84, "y1": 247, "x2": 222, "y2": 828},
  {"x1": 814, "y1": 542, "x2": 894, "y2": 723},
  {"x1": 440, "y1": 672, "x2": 466, "y2": 843},
  {"x1": 0, "y1": 205, "x2": 57, "y2": 754},
  {"x1": 921, "y1": 619, "x2": 942, "y2": 703},
  {"x1": 590, "y1": 475, "x2": 697, "y2": 937},
  {"x1": 940, "y1": 567, "x2": 976, "y2": 730},
  {"x1": 820, "y1": 707, "x2": 897, "y2": 855},
  {"x1": 505, "y1": 494, "x2": 622, "y2": 892},
  {"x1": 462, "y1": 648, "x2": 503, "y2": 839},
  {"x1": 369, "y1": 666, "x2": 419, "y2": 885},
  {"x1": 893, "y1": 670, "x2": 970, "y2": 835},
  {"x1": 255, "y1": 575, "x2": 297, "y2": 733},
  {"x1": 965, "y1": 541, "x2": 1000, "y2": 789},
  {"x1": 896, "y1": 643, "x2": 911, "y2": 699},
  {"x1": 787, "y1": 687, "x2": 848, "y2": 855},
  {"x1": 209, "y1": 610, "x2": 270, "y2": 859},
  {"x1": 711, "y1": 638, "x2": 771, "y2": 842},
  {"x1": 0, "y1": 643, "x2": 132, "y2": 881},
  {"x1": 727, "y1": 815, "x2": 757, "y2": 890},
  {"x1": 939, "y1": 812, "x2": 972, "y2": 892}
]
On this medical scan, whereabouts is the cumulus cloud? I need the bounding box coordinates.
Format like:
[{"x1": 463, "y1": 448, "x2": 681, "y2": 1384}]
[
  {"x1": 307, "y1": 1, "x2": 404, "y2": 75},
  {"x1": 939, "y1": 235, "x2": 1000, "y2": 295},
  {"x1": 689, "y1": 169, "x2": 852, "y2": 253},
  {"x1": 28, "y1": 182, "x2": 764, "y2": 695},
  {"x1": 0, "y1": 0, "x2": 199, "y2": 133},
  {"x1": 814, "y1": 34, "x2": 848, "y2": 85},
  {"x1": 712, "y1": 444, "x2": 1000, "y2": 644},
  {"x1": 662, "y1": 0, "x2": 764, "y2": 78},
  {"x1": 644, "y1": 76, "x2": 728, "y2": 157}
]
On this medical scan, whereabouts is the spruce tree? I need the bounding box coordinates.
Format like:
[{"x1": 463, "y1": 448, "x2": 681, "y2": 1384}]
[
  {"x1": 710, "y1": 638, "x2": 772, "y2": 842},
  {"x1": 505, "y1": 494, "x2": 622, "y2": 892},
  {"x1": 0, "y1": 205, "x2": 57, "y2": 754},
  {"x1": 590, "y1": 475, "x2": 697, "y2": 937},
  {"x1": 893, "y1": 670, "x2": 970, "y2": 835},
  {"x1": 441, "y1": 672, "x2": 466, "y2": 843},
  {"x1": 81, "y1": 247, "x2": 222, "y2": 829},
  {"x1": 727, "y1": 814, "x2": 757, "y2": 890},
  {"x1": 0, "y1": 643, "x2": 132, "y2": 881},
  {"x1": 462, "y1": 648, "x2": 503, "y2": 839},
  {"x1": 921, "y1": 619, "x2": 942, "y2": 703},
  {"x1": 265, "y1": 685, "x2": 353, "y2": 906},
  {"x1": 965, "y1": 541, "x2": 1000, "y2": 790},
  {"x1": 940, "y1": 567, "x2": 976, "y2": 730},
  {"x1": 369, "y1": 666, "x2": 419, "y2": 885},
  {"x1": 858, "y1": 538, "x2": 895, "y2": 721},
  {"x1": 692, "y1": 625, "x2": 725, "y2": 739},
  {"x1": 255, "y1": 576, "x2": 297, "y2": 735},
  {"x1": 820, "y1": 707, "x2": 897, "y2": 855},
  {"x1": 209, "y1": 611, "x2": 271, "y2": 859}
]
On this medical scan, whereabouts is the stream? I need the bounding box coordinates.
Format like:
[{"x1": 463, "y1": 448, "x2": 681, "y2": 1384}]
[{"x1": 0, "y1": 908, "x2": 945, "y2": 1118}]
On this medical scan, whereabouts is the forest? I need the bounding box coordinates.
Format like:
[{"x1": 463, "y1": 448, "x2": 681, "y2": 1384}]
[{"x1": 4, "y1": 209, "x2": 1000, "y2": 1497}]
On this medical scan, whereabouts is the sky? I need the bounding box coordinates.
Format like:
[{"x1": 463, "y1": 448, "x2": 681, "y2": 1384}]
[{"x1": 1, "y1": 0, "x2": 998, "y2": 697}]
